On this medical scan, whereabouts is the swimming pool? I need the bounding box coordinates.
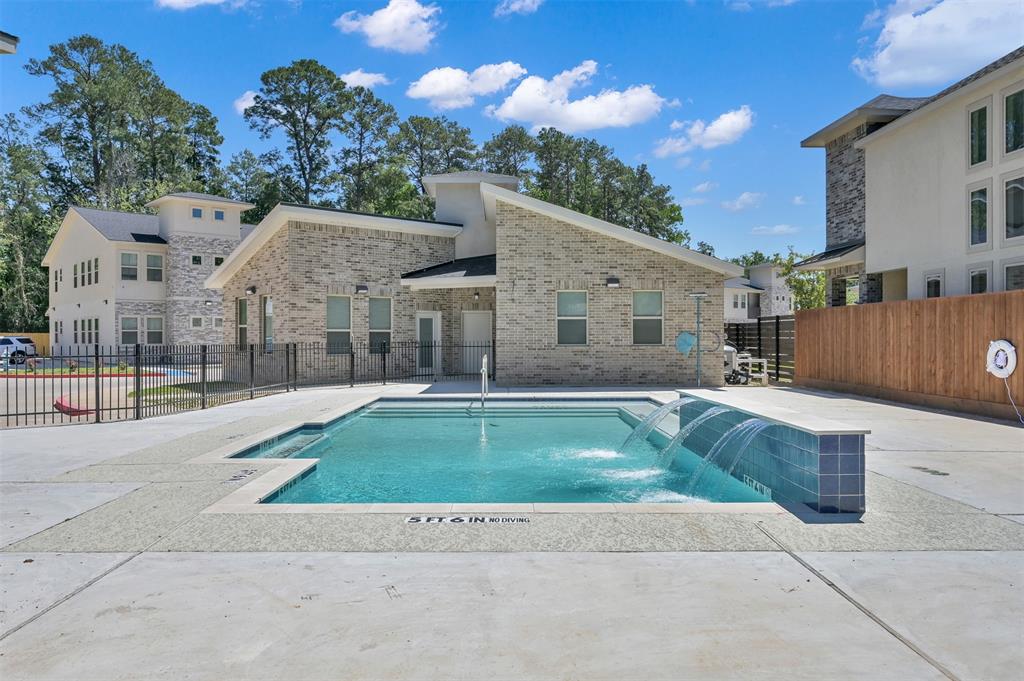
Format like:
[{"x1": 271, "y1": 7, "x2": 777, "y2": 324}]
[{"x1": 241, "y1": 400, "x2": 770, "y2": 504}]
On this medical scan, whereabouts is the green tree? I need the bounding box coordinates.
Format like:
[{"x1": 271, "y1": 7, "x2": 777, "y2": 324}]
[
  {"x1": 730, "y1": 248, "x2": 825, "y2": 310},
  {"x1": 392, "y1": 115, "x2": 476, "y2": 192},
  {"x1": 244, "y1": 59, "x2": 352, "y2": 204},
  {"x1": 479, "y1": 125, "x2": 535, "y2": 180},
  {"x1": 696, "y1": 241, "x2": 715, "y2": 256},
  {"x1": 337, "y1": 86, "x2": 398, "y2": 212},
  {"x1": 224, "y1": 149, "x2": 293, "y2": 223}
]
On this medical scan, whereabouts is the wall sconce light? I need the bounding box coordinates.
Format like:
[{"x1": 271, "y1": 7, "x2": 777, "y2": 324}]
[
  {"x1": 204, "y1": 300, "x2": 213, "y2": 307},
  {"x1": 605, "y1": 277, "x2": 620, "y2": 288},
  {"x1": 245, "y1": 285, "x2": 257, "y2": 295},
  {"x1": 76, "y1": 303, "x2": 81, "y2": 308},
  {"x1": 473, "y1": 291, "x2": 480, "y2": 301},
  {"x1": 355, "y1": 284, "x2": 369, "y2": 294},
  {"x1": 103, "y1": 299, "x2": 108, "y2": 305}
]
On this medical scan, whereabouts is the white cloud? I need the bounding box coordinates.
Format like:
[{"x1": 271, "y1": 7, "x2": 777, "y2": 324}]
[
  {"x1": 494, "y1": 0, "x2": 543, "y2": 16},
  {"x1": 340, "y1": 69, "x2": 393, "y2": 89},
  {"x1": 792, "y1": 195, "x2": 806, "y2": 206},
  {"x1": 751, "y1": 224, "x2": 799, "y2": 235},
  {"x1": 852, "y1": 0, "x2": 1024, "y2": 88},
  {"x1": 680, "y1": 197, "x2": 708, "y2": 207},
  {"x1": 669, "y1": 119, "x2": 686, "y2": 131},
  {"x1": 698, "y1": 159, "x2": 712, "y2": 172},
  {"x1": 233, "y1": 90, "x2": 257, "y2": 115},
  {"x1": 693, "y1": 181, "x2": 718, "y2": 194},
  {"x1": 407, "y1": 62, "x2": 526, "y2": 109},
  {"x1": 653, "y1": 105, "x2": 754, "y2": 158},
  {"x1": 487, "y1": 60, "x2": 667, "y2": 133},
  {"x1": 722, "y1": 191, "x2": 765, "y2": 212},
  {"x1": 335, "y1": 0, "x2": 441, "y2": 54}
]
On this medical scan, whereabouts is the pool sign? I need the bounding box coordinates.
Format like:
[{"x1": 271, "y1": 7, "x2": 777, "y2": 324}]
[{"x1": 405, "y1": 516, "x2": 530, "y2": 524}]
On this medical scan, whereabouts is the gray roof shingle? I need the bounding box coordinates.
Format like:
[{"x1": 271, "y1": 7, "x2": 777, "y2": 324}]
[{"x1": 73, "y1": 207, "x2": 165, "y2": 244}]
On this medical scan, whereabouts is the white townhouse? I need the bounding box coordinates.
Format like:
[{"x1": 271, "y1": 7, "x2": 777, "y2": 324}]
[
  {"x1": 724, "y1": 264, "x2": 794, "y2": 322},
  {"x1": 798, "y1": 46, "x2": 1024, "y2": 302},
  {"x1": 42, "y1": 193, "x2": 255, "y2": 350}
]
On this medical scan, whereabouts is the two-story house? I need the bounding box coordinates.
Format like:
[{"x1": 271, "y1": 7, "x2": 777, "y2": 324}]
[
  {"x1": 42, "y1": 193, "x2": 255, "y2": 350},
  {"x1": 797, "y1": 46, "x2": 1024, "y2": 303},
  {"x1": 724, "y1": 264, "x2": 794, "y2": 322}
]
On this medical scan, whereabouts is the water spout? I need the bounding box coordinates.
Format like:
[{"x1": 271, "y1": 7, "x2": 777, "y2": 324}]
[
  {"x1": 655, "y1": 406, "x2": 729, "y2": 469},
  {"x1": 619, "y1": 397, "x2": 695, "y2": 453},
  {"x1": 685, "y1": 417, "x2": 768, "y2": 496}
]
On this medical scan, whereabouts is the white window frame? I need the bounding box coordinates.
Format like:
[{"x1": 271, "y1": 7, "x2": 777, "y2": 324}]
[
  {"x1": 190, "y1": 316, "x2": 204, "y2": 329},
  {"x1": 73, "y1": 262, "x2": 78, "y2": 288},
  {"x1": 731, "y1": 294, "x2": 739, "y2": 309},
  {"x1": 632, "y1": 290, "x2": 664, "y2": 345},
  {"x1": 120, "y1": 316, "x2": 140, "y2": 345},
  {"x1": 261, "y1": 295, "x2": 274, "y2": 350},
  {"x1": 1001, "y1": 80, "x2": 1024, "y2": 161},
  {"x1": 236, "y1": 298, "x2": 248, "y2": 345},
  {"x1": 214, "y1": 209, "x2": 225, "y2": 221},
  {"x1": 555, "y1": 290, "x2": 588, "y2": 346},
  {"x1": 368, "y1": 296, "x2": 392, "y2": 353},
  {"x1": 966, "y1": 262, "x2": 992, "y2": 295},
  {"x1": 145, "y1": 316, "x2": 164, "y2": 344},
  {"x1": 213, "y1": 317, "x2": 224, "y2": 329},
  {"x1": 120, "y1": 251, "x2": 139, "y2": 281},
  {"x1": 146, "y1": 253, "x2": 164, "y2": 282},
  {"x1": 966, "y1": 179, "x2": 992, "y2": 253},
  {"x1": 923, "y1": 270, "x2": 944, "y2": 299},
  {"x1": 191, "y1": 206, "x2": 203, "y2": 219},
  {"x1": 1001, "y1": 255, "x2": 1024, "y2": 292},
  {"x1": 966, "y1": 95, "x2": 992, "y2": 171},
  {"x1": 1001, "y1": 171, "x2": 1024, "y2": 248},
  {"x1": 326, "y1": 295, "x2": 352, "y2": 354},
  {"x1": 86, "y1": 258, "x2": 92, "y2": 286},
  {"x1": 73, "y1": 319, "x2": 78, "y2": 344},
  {"x1": 94, "y1": 257, "x2": 99, "y2": 285}
]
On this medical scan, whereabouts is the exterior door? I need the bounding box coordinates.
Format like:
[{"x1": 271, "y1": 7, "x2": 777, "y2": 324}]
[
  {"x1": 415, "y1": 311, "x2": 441, "y2": 376},
  {"x1": 462, "y1": 311, "x2": 492, "y2": 374}
]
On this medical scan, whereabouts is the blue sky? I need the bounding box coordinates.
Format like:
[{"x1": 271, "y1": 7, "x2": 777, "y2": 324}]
[{"x1": 2, "y1": 0, "x2": 1022, "y2": 259}]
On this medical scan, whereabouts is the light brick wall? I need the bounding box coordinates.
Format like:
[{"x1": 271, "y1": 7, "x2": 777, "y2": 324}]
[
  {"x1": 165, "y1": 233, "x2": 239, "y2": 344},
  {"x1": 494, "y1": 201, "x2": 725, "y2": 386}
]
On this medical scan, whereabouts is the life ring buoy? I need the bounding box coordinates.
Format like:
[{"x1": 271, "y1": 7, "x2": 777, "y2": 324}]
[{"x1": 986, "y1": 339, "x2": 1017, "y2": 379}]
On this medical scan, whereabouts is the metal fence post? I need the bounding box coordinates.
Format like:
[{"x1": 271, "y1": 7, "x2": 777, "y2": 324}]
[
  {"x1": 249, "y1": 344, "x2": 255, "y2": 400},
  {"x1": 200, "y1": 345, "x2": 208, "y2": 409},
  {"x1": 774, "y1": 315, "x2": 781, "y2": 381},
  {"x1": 381, "y1": 342, "x2": 388, "y2": 385},
  {"x1": 757, "y1": 317, "x2": 762, "y2": 359},
  {"x1": 134, "y1": 344, "x2": 142, "y2": 420},
  {"x1": 93, "y1": 344, "x2": 101, "y2": 423}
]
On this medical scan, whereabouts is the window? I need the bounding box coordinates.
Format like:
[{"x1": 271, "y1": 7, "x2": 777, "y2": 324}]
[
  {"x1": 213, "y1": 317, "x2": 223, "y2": 329},
  {"x1": 632, "y1": 291, "x2": 663, "y2": 345},
  {"x1": 1005, "y1": 88, "x2": 1023, "y2": 155},
  {"x1": 121, "y1": 317, "x2": 139, "y2": 344},
  {"x1": 741, "y1": 296, "x2": 747, "y2": 309},
  {"x1": 261, "y1": 296, "x2": 273, "y2": 350},
  {"x1": 732, "y1": 294, "x2": 739, "y2": 309},
  {"x1": 94, "y1": 257, "x2": 99, "y2": 284},
  {"x1": 214, "y1": 256, "x2": 224, "y2": 266},
  {"x1": 1005, "y1": 263, "x2": 1024, "y2": 291},
  {"x1": 73, "y1": 262, "x2": 78, "y2": 288},
  {"x1": 191, "y1": 207, "x2": 203, "y2": 219},
  {"x1": 73, "y1": 319, "x2": 78, "y2": 344},
  {"x1": 969, "y1": 104, "x2": 988, "y2": 166},
  {"x1": 86, "y1": 318, "x2": 92, "y2": 344},
  {"x1": 190, "y1": 316, "x2": 203, "y2": 329},
  {"x1": 326, "y1": 295, "x2": 352, "y2": 354},
  {"x1": 969, "y1": 185, "x2": 989, "y2": 246},
  {"x1": 121, "y1": 253, "x2": 138, "y2": 280},
  {"x1": 368, "y1": 297, "x2": 391, "y2": 353},
  {"x1": 86, "y1": 259, "x2": 92, "y2": 286},
  {"x1": 556, "y1": 291, "x2": 587, "y2": 345},
  {"x1": 191, "y1": 255, "x2": 203, "y2": 266},
  {"x1": 146, "y1": 254, "x2": 164, "y2": 282},
  {"x1": 1006, "y1": 176, "x2": 1024, "y2": 240},
  {"x1": 214, "y1": 209, "x2": 224, "y2": 221},
  {"x1": 969, "y1": 267, "x2": 989, "y2": 294},
  {"x1": 146, "y1": 317, "x2": 164, "y2": 344},
  {"x1": 54, "y1": 270, "x2": 58, "y2": 293},
  {"x1": 925, "y1": 273, "x2": 943, "y2": 298},
  {"x1": 236, "y1": 298, "x2": 248, "y2": 345}
]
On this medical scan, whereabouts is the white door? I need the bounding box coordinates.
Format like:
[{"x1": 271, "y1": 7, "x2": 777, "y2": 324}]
[
  {"x1": 415, "y1": 311, "x2": 441, "y2": 375},
  {"x1": 462, "y1": 311, "x2": 492, "y2": 374}
]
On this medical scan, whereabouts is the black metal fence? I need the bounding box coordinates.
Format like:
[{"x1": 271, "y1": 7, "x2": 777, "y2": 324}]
[
  {"x1": 723, "y1": 315, "x2": 796, "y2": 382},
  {"x1": 1, "y1": 341, "x2": 493, "y2": 428}
]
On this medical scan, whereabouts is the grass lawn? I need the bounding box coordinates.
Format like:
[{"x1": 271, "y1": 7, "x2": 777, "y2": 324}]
[
  {"x1": 128, "y1": 381, "x2": 248, "y2": 405},
  {"x1": 1, "y1": 367, "x2": 150, "y2": 377}
]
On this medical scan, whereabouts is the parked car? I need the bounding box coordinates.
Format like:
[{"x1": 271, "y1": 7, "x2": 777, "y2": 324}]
[{"x1": 0, "y1": 336, "x2": 39, "y2": 364}]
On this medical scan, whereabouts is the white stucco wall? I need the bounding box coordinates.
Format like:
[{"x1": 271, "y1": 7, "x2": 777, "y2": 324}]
[{"x1": 863, "y1": 66, "x2": 1024, "y2": 299}]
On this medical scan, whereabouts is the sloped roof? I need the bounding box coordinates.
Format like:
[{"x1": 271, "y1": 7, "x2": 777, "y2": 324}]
[
  {"x1": 403, "y1": 254, "x2": 496, "y2": 279},
  {"x1": 725, "y1": 277, "x2": 763, "y2": 292},
  {"x1": 793, "y1": 240, "x2": 865, "y2": 270},
  {"x1": 422, "y1": 171, "x2": 519, "y2": 198},
  {"x1": 145, "y1": 192, "x2": 255, "y2": 209},
  {"x1": 72, "y1": 207, "x2": 164, "y2": 244}
]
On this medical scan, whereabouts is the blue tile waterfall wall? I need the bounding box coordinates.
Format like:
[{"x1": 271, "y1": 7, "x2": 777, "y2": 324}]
[{"x1": 651, "y1": 400, "x2": 865, "y2": 513}]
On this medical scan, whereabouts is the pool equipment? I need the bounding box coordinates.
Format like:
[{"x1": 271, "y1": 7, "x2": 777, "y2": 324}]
[{"x1": 723, "y1": 342, "x2": 749, "y2": 385}]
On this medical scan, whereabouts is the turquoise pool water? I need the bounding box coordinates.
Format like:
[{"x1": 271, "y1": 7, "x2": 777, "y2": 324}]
[{"x1": 245, "y1": 401, "x2": 769, "y2": 504}]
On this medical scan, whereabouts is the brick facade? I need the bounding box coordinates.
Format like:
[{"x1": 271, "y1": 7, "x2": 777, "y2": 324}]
[
  {"x1": 824, "y1": 124, "x2": 872, "y2": 250},
  {"x1": 165, "y1": 233, "x2": 239, "y2": 344},
  {"x1": 494, "y1": 201, "x2": 725, "y2": 386}
]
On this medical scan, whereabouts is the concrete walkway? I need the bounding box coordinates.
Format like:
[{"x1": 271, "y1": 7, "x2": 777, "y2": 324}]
[{"x1": 1, "y1": 384, "x2": 1021, "y2": 680}]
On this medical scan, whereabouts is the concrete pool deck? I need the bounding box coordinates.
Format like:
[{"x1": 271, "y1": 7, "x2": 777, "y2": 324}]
[{"x1": 1, "y1": 383, "x2": 1022, "y2": 680}]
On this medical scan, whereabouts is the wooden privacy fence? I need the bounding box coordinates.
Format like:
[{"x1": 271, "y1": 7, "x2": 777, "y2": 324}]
[
  {"x1": 724, "y1": 315, "x2": 796, "y2": 382},
  {"x1": 794, "y1": 290, "x2": 1024, "y2": 421}
]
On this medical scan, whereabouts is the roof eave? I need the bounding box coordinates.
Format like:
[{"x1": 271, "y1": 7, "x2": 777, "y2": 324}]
[
  {"x1": 144, "y1": 195, "x2": 256, "y2": 210},
  {"x1": 801, "y1": 108, "x2": 909, "y2": 148},
  {"x1": 794, "y1": 245, "x2": 865, "y2": 271},
  {"x1": 401, "y1": 275, "x2": 498, "y2": 290}
]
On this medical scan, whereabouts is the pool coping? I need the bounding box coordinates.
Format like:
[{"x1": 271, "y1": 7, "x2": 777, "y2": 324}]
[{"x1": 194, "y1": 394, "x2": 789, "y2": 516}]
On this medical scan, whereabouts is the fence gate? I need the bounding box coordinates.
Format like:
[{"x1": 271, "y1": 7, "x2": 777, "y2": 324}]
[{"x1": 723, "y1": 315, "x2": 796, "y2": 382}]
